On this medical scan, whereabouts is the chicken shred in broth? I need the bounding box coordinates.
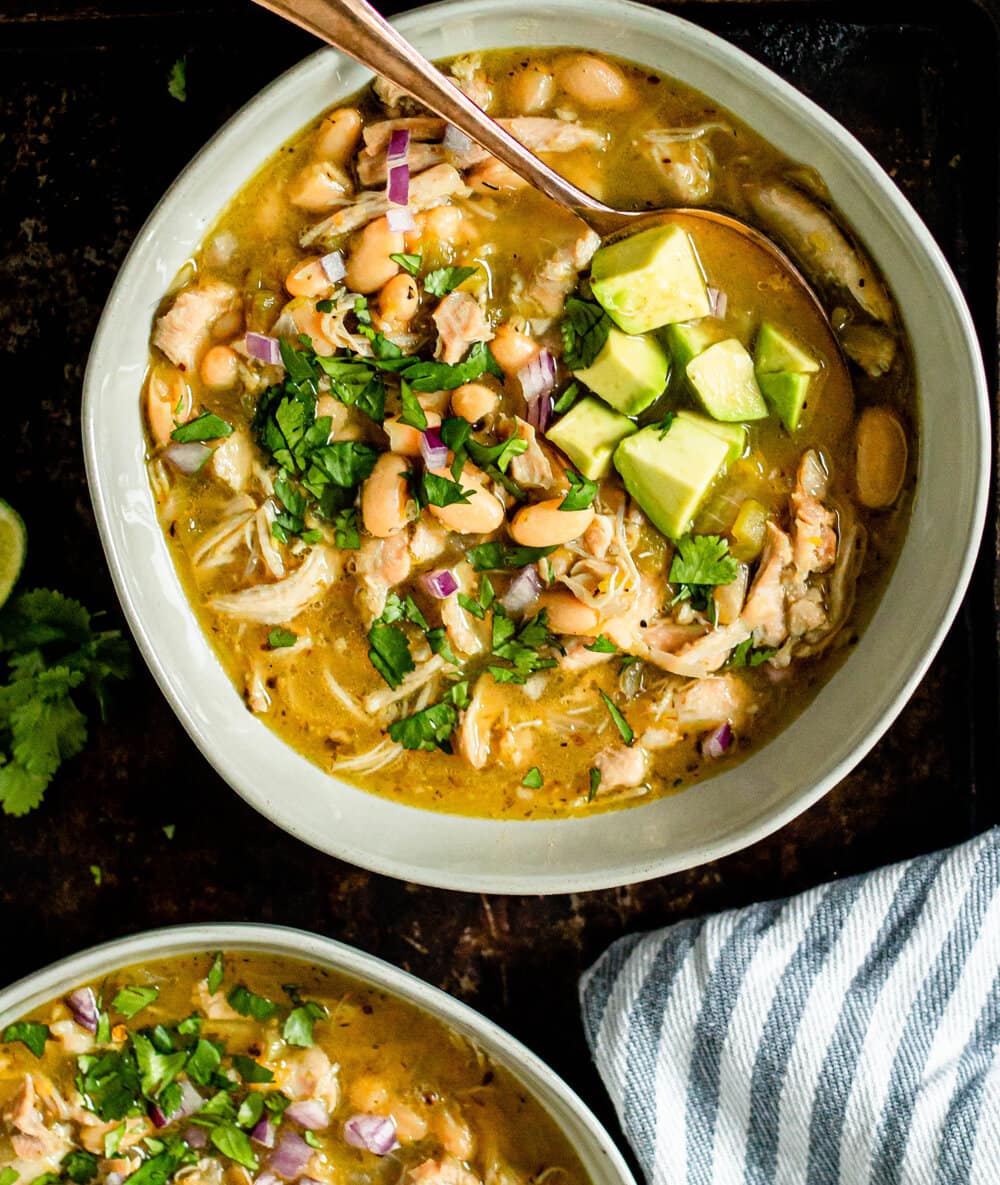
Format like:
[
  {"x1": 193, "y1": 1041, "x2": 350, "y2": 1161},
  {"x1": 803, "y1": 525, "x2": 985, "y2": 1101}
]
[
  {"x1": 0, "y1": 953, "x2": 588, "y2": 1185},
  {"x1": 142, "y1": 48, "x2": 916, "y2": 818}
]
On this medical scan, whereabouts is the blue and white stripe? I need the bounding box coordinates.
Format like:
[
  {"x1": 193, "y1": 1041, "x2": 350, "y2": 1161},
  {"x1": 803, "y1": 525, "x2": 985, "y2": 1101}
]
[{"x1": 579, "y1": 829, "x2": 1000, "y2": 1185}]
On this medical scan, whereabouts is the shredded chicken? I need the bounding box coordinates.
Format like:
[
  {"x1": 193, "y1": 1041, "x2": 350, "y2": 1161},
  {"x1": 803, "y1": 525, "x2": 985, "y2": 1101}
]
[
  {"x1": 675, "y1": 674, "x2": 751, "y2": 729},
  {"x1": 210, "y1": 547, "x2": 337, "y2": 624},
  {"x1": 152, "y1": 280, "x2": 239, "y2": 372},
  {"x1": 741, "y1": 523, "x2": 793, "y2": 647},
  {"x1": 455, "y1": 677, "x2": 494, "y2": 770},
  {"x1": 433, "y1": 292, "x2": 494, "y2": 364},
  {"x1": 211, "y1": 430, "x2": 254, "y2": 493},
  {"x1": 409, "y1": 1158, "x2": 482, "y2": 1185},
  {"x1": 520, "y1": 230, "x2": 601, "y2": 316},
  {"x1": 594, "y1": 744, "x2": 649, "y2": 790},
  {"x1": 790, "y1": 450, "x2": 837, "y2": 579}
]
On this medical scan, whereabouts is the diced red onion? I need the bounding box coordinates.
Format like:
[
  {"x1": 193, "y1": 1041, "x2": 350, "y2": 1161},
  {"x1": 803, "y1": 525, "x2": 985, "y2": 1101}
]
[
  {"x1": 245, "y1": 332, "x2": 282, "y2": 365},
  {"x1": 106, "y1": 1174, "x2": 124, "y2": 1185},
  {"x1": 443, "y1": 125, "x2": 473, "y2": 154},
  {"x1": 251, "y1": 1116, "x2": 276, "y2": 1148},
  {"x1": 253, "y1": 1174, "x2": 281, "y2": 1185},
  {"x1": 285, "y1": 1100, "x2": 330, "y2": 1131},
  {"x1": 519, "y1": 349, "x2": 556, "y2": 433},
  {"x1": 343, "y1": 1114, "x2": 400, "y2": 1156},
  {"x1": 386, "y1": 206, "x2": 416, "y2": 233},
  {"x1": 184, "y1": 1127, "x2": 208, "y2": 1150},
  {"x1": 320, "y1": 250, "x2": 346, "y2": 284},
  {"x1": 526, "y1": 393, "x2": 554, "y2": 434},
  {"x1": 420, "y1": 568, "x2": 459, "y2": 599},
  {"x1": 152, "y1": 1079, "x2": 203, "y2": 1128},
  {"x1": 701, "y1": 722, "x2": 733, "y2": 759},
  {"x1": 387, "y1": 161, "x2": 410, "y2": 207},
  {"x1": 420, "y1": 427, "x2": 448, "y2": 470},
  {"x1": 163, "y1": 441, "x2": 213, "y2": 475},
  {"x1": 268, "y1": 1131, "x2": 313, "y2": 1179},
  {"x1": 501, "y1": 566, "x2": 543, "y2": 614},
  {"x1": 707, "y1": 286, "x2": 728, "y2": 319},
  {"x1": 66, "y1": 987, "x2": 98, "y2": 1034},
  {"x1": 387, "y1": 129, "x2": 410, "y2": 161}
]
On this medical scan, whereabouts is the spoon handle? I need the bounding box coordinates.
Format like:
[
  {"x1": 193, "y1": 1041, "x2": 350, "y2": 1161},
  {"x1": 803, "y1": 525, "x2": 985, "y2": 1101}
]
[{"x1": 252, "y1": 0, "x2": 623, "y2": 232}]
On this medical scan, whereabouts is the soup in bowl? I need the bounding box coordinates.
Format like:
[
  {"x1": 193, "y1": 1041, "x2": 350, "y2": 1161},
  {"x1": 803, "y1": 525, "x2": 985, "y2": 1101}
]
[{"x1": 83, "y1": 0, "x2": 989, "y2": 890}]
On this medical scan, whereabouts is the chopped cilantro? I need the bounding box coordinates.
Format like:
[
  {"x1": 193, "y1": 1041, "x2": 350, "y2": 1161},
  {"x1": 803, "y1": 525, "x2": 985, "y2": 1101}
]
[
  {"x1": 104, "y1": 1124, "x2": 126, "y2": 1159},
  {"x1": 423, "y1": 265, "x2": 479, "y2": 296},
  {"x1": 669, "y1": 534, "x2": 738, "y2": 612},
  {"x1": 227, "y1": 985, "x2": 279, "y2": 1022},
  {"x1": 588, "y1": 767, "x2": 601, "y2": 800},
  {"x1": 0, "y1": 1170, "x2": 19, "y2": 1185},
  {"x1": 282, "y1": 1000, "x2": 326, "y2": 1048},
  {"x1": 598, "y1": 690, "x2": 634, "y2": 746},
  {"x1": 232, "y1": 1056, "x2": 274, "y2": 1084},
  {"x1": 129, "y1": 1150, "x2": 189, "y2": 1185},
  {"x1": 468, "y1": 542, "x2": 556, "y2": 571},
  {"x1": 332, "y1": 507, "x2": 360, "y2": 550},
  {"x1": 466, "y1": 435, "x2": 527, "y2": 474},
  {"x1": 396, "y1": 341, "x2": 501, "y2": 392},
  {"x1": 657, "y1": 411, "x2": 676, "y2": 440},
  {"x1": 727, "y1": 638, "x2": 778, "y2": 668},
  {"x1": 206, "y1": 952, "x2": 224, "y2": 995},
  {"x1": 162, "y1": 823, "x2": 176, "y2": 841},
  {"x1": 413, "y1": 470, "x2": 473, "y2": 509},
  {"x1": 426, "y1": 628, "x2": 458, "y2": 666},
  {"x1": 170, "y1": 413, "x2": 232, "y2": 444},
  {"x1": 112, "y1": 985, "x2": 159, "y2": 1020},
  {"x1": 489, "y1": 607, "x2": 556, "y2": 684},
  {"x1": 302, "y1": 1130, "x2": 322, "y2": 1150},
  {"x1": 398, "y1": 381, "x2": 428, "y2": 430},
  {"x1": 388, "y1": 680, "x2": 470, "y2": 752},
  {"x1": 236, "y1": 1092, "x2": 264, "y2": 1129},
  {"x1": 558, "y1": 470, "x2": 598, "y2": 512},
  {"x1": 457, "y1": 593, "x2": 486, "y2": 620},
  {"x1": 133, "y1": 1034, "x2": 186, "y2": 1101},
  {"x1": 167, "y1": 57, "x2": 186, "y2": 103},
  {"x1": 521, "y1": 767, "x2": 543, "y2": 789},
  {"x1": 585, "y1": 635, "x2": 617, "y2": 654},
  {"x1": 61, "y1": 1152, "x2": 98, "y2": 1185},
  {"x1": 0, "y1": 589, "x2": 130, "y2": 816},
  {"x1": 89, "y1": 864, "x2": 102, "y2": 886},
  {"x1": 267, "y1": 627, "x2": 297, "y2": 650},
  {"x1": 185, "y1": 1038, "x2": 222, "y2": 1085},
  {"x1": 553, "y1": 382, "x2": 581, "y2": 415},
  {"x1": 367, "y1": 593, "x2": 429, "y2": 689},
  {"x1": 2, "y1": 1021, "x2": 49, "y2": 1058},
  {"x1": 209, "y1": 1125, "x2": 258, "y2": 1173},
  {"x1": 561, "y1": 297, "x2": 612, "y2": 370},
  {"x1": 389, "y1": 252, "x2": 422, "y2": 276}
]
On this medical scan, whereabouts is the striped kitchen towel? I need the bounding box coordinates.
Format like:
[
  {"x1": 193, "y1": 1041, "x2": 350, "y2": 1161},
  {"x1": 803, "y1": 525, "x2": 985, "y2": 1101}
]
[{"x1": 579, "y1": 828, "x2": 1000, "y2": 1185}]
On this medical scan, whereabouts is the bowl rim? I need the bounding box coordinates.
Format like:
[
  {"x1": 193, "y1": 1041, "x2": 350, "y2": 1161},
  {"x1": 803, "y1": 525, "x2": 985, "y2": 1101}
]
[
  {"x1": 82, "y1": 0, "x2": 991, "y2": 894},
  {"x1": 0, "y1": 923, "x2": 636, "y2": 1185}
]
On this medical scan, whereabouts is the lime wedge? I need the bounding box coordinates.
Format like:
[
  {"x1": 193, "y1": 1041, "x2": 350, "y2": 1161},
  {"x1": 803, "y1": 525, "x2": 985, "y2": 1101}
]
[{"x1": 0, "y1": 500, "x2": 27, "y2": 609}]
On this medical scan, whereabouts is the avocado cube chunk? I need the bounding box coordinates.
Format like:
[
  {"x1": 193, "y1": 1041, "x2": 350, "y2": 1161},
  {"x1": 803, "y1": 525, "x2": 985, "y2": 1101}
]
[
  {"x1": 686, "y1": 339, "x2": 769, "y2": 422},
  {"x1": 574, "y1": 327, "x2": 669, "y2": 416},
  {"x1": 546, "y1": 396, "x2": 637, "y2": 480},
  {"x1": 675, "y1": 410, "x2": 746, "y2": 465},
  {"x1": 758, "y1": 371, "x2": 812, "y2": 432},
  {"x1": 590, "y1": 224, "x2": 712, "y2": 335},
  {"x1": 664, "y1": 318, "x2": 728, "y2": 373},
  {"x1": 754, "y1": 321, "x2": 820, "y2": 374},
  {"x1": 613, "y1": 417, "x2": 730, "y2": 540}
]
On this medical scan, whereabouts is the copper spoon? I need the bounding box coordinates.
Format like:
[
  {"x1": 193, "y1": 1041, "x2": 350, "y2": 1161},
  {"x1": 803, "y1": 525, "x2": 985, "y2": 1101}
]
[{"x1": 252, "y1": 0, "x2": 842, "y2": 348}]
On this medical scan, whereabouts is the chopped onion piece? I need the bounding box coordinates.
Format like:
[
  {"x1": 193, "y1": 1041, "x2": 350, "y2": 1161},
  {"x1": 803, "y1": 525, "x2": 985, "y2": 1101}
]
[
  {"x1": 501, "y1": 566, "x2": 543, "y2": 614},
  {"x1": 387, "y1": 128, "x2": 411, "y2": 161},
  {"x1": 519, "y1": 349, "x2": 556, "y2": 433},
  {"x1": 152, "y1": 1078, "x2": 203, "y2": 1128},
  {"x1": 707, "y1": 286, "x2": 728, "y2": 319},
  {"x1": 245, "y1": 332, "x2": 282, "y2": 366},
  {"x1": 251, "y1": 1116, "x2": 276, "y2": 1148},
  {"x1": 66, "y1": 987, "x2": 98, "y2": 1034},
  {"x1": 387, "y1": 161, "x2": 410, "y2": 207},
  {"x1": 285, "y1": 1100, "x2": 330, "y2": 1130},
  {"x1": 702, "y1": 722, "x2": 733, "y2": 759},
  {"x1": 443, "y1": 125, "x2": 473, "y2": 154},
  {"x1": 420, "y1": 568, "x2": 459, "y2": 599},
  {"x1": 386, "y1": 206, "x2": 416, "y2": 232},
  {"x1": 320, "y1": 250, "x2": 346, "y2": 283},
  {"x1": 420, "y1": 427, "x2": 448, "y2": 470},
  {"x1": 343, "y1": 1113, "x2": 400, "y2": 1155},
  {"x1": 268, "y1": 1131, "x2": 313, "y2": 1179},
  {"x1": 253, "y1": 1174, "x2": 281, "y2": 1185},
  {"x1": 163, "y1": 442, "x2": 213, "y2": 475}
]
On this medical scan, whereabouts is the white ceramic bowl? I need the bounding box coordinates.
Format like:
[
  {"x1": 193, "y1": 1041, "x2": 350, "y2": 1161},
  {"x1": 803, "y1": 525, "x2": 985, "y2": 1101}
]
[
  {"x1": 0, "y1": 924, "x2": 634, "y2": 1185},
  {"x1": 83, "y1": 0, "x2": 990, "y2": 893}
]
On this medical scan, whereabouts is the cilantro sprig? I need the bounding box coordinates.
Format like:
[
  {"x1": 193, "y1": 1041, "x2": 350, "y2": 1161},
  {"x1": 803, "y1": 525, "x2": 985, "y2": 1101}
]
[
  {"x1": 561, "y1": 297, "x2": 612, "y2": 370},
  {"x1": 669, "y1": 534, "x2": 738, "y2": 612},
  {"x1": 558, "y1": 471, "x2": 598, "y2": 512},
  {"x1": 388, "y1": 680, "x2": 470, "y2": 752},
  {"x1": 0, "y1": 589, "x2": 130, "y2": 817}
]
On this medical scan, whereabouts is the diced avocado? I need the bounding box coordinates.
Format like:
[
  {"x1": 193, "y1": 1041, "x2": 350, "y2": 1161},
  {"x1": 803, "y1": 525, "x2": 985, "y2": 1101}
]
[
  {"x1": 758, "y1": 371, "x2": 812, "y2": 432},
  {"x1": 574, "y1": 327, "x2": 669, "y2": 416},
  {"x1": 663, "y1": 318, "x2": 728, "y2": 373},
  {"x1": 613, "y1": 417, "x2": 729, "y2": 540},
  {"x1": 686, "y1": 339, "x2": 769, "y2": 422},
  {"x1": 590, "y1": 224, "x2": 712, "y2": 335},
  {"x1": 754, "y1": 321, "x2": 820, "y2": 374},
  {"x1": 675, "y1": 410, "x2": 746, "y2": 465},
  {"x1": 546, "y1": 396, "x2": 637, "y2": 480}
]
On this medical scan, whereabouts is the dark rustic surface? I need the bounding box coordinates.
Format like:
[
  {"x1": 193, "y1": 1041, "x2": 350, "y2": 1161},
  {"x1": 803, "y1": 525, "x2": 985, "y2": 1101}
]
[{"x1": 1, "y1": 0, "x2": 998, "y2": 1148}]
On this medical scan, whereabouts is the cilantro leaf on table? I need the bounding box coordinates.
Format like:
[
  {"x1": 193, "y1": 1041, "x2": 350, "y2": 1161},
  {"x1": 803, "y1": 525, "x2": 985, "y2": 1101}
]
[
  {"x1": 388, "y1": 680, "x2": 470, "y2": 752},
  {"x1": 423, "y1": 266, "x2": 479, "y2": 296},
  {"x1": 558, "y1": 471, "x2": 597, "y2": 512},
  {"x1": 0, "y1": 590, "x2": 129, "y2": 816},
  {"x1": 669, "y1": 534, "x2": 738, "y2": 612},
  {"x1": 560, "y1": 297, "x2": 612, "y2": 370},
  {"x1": 167, "y1": 58, "x2": 187, "y2": 103}
]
